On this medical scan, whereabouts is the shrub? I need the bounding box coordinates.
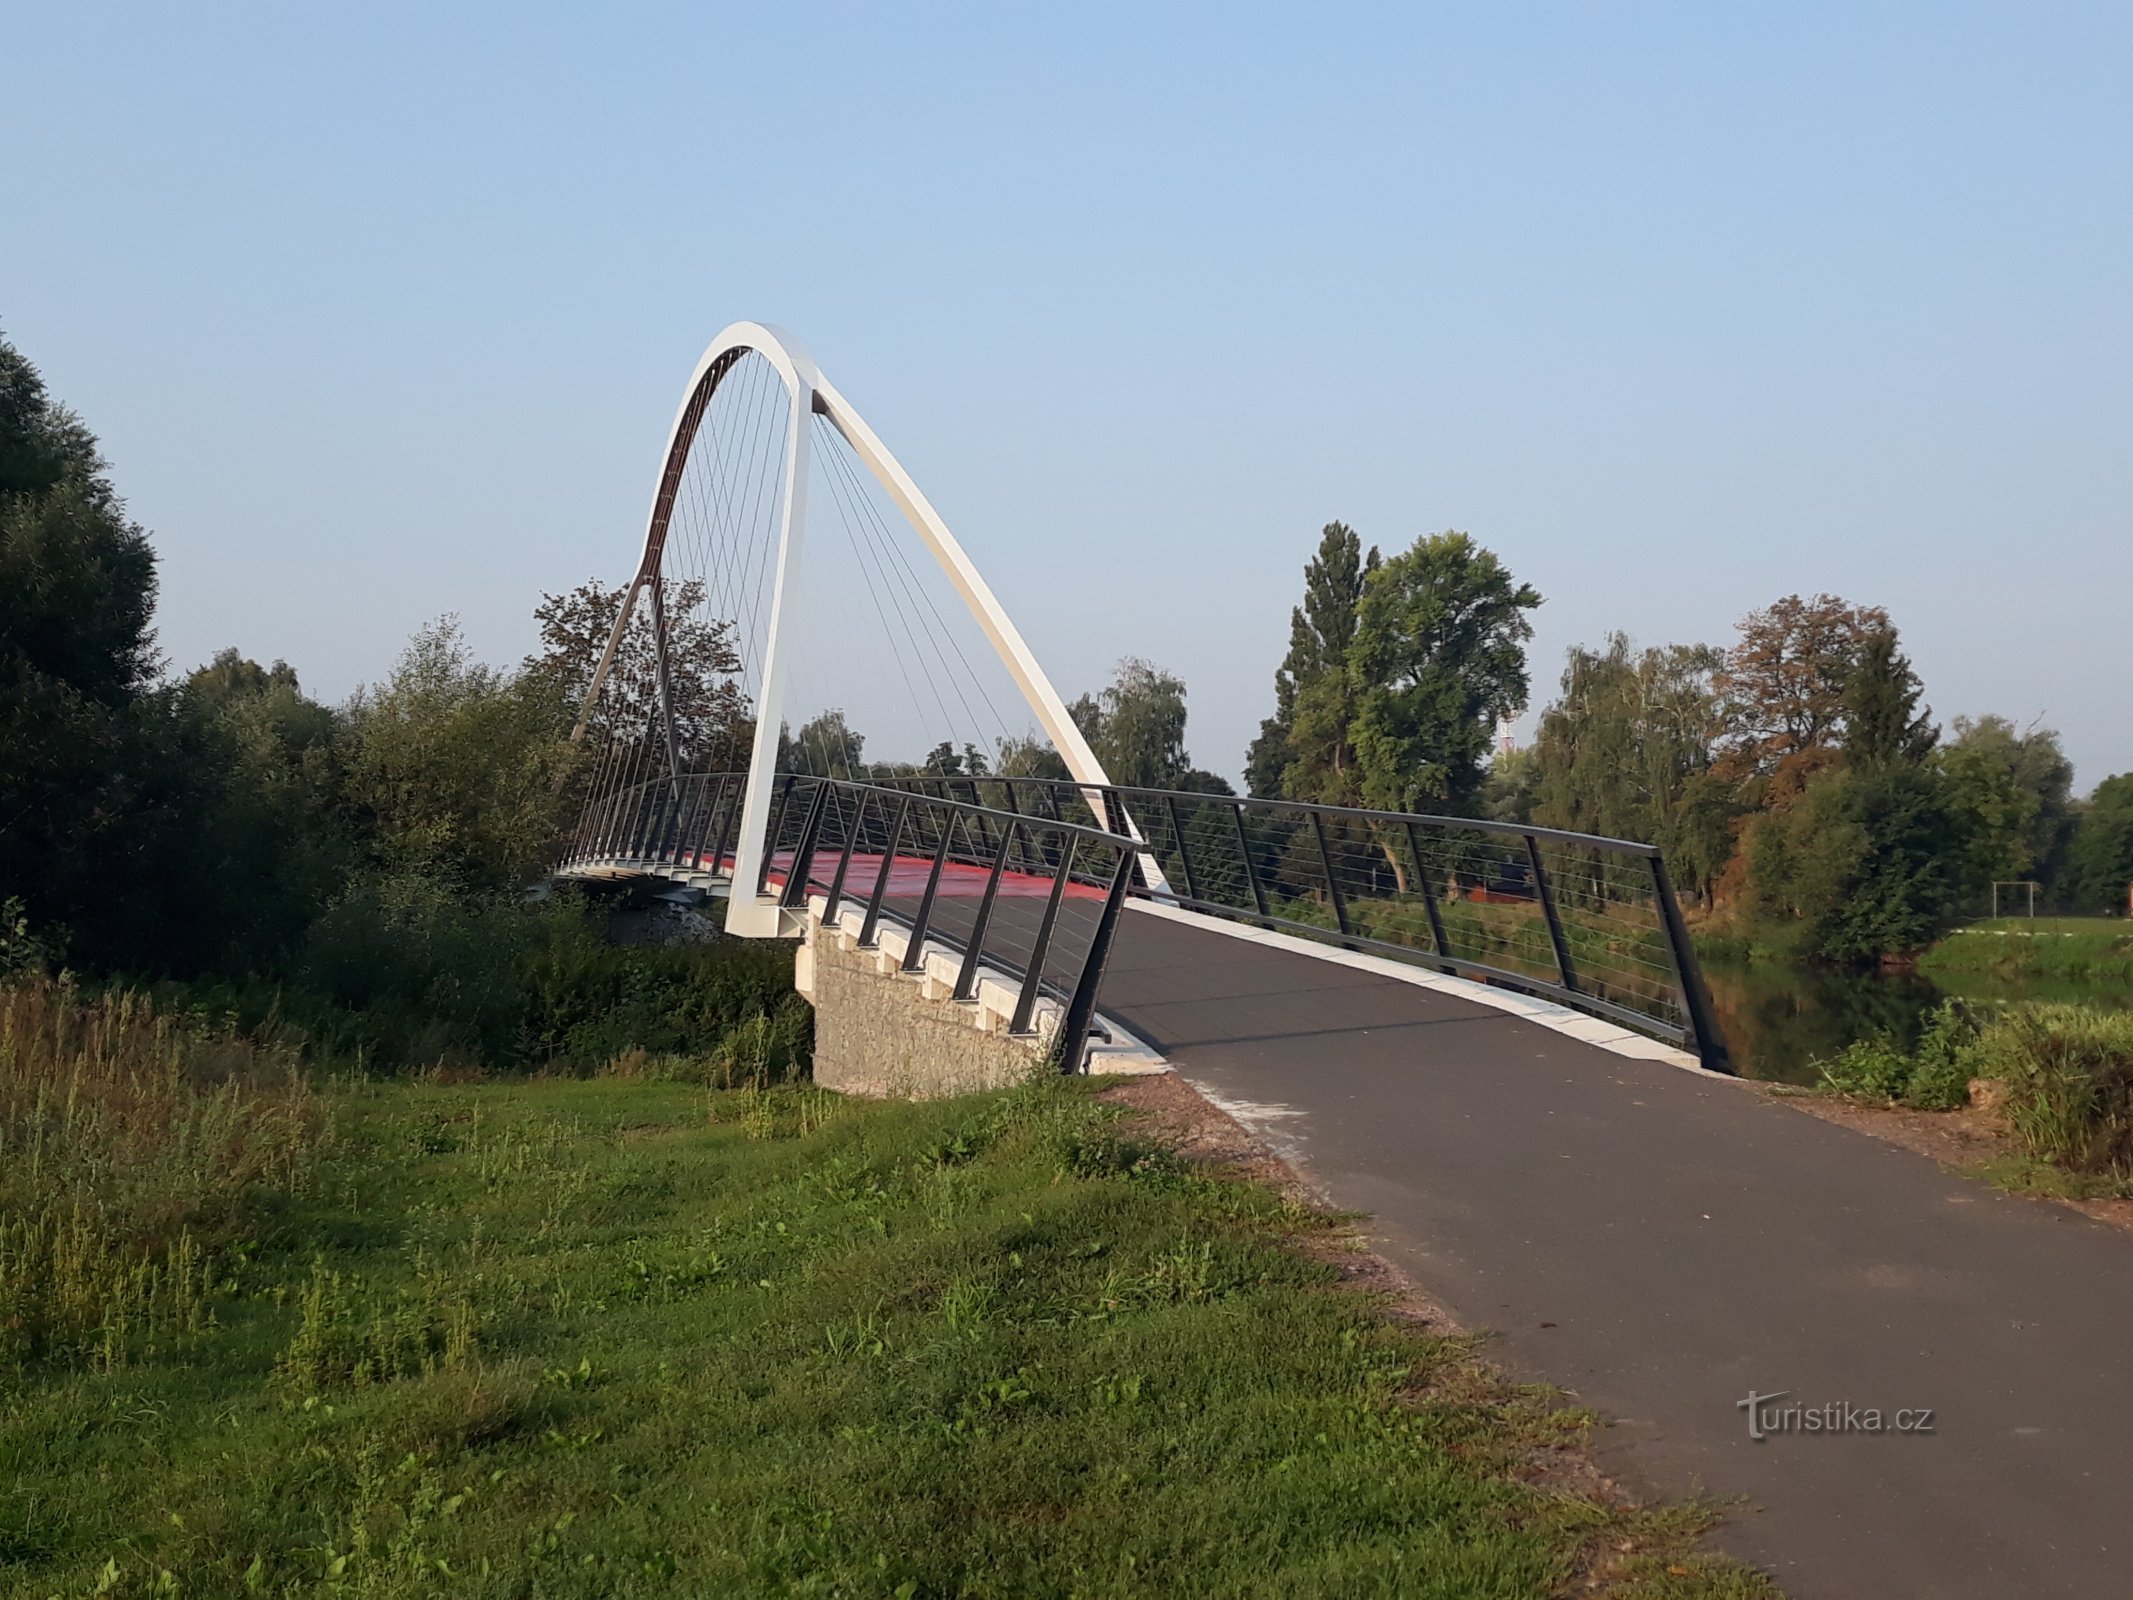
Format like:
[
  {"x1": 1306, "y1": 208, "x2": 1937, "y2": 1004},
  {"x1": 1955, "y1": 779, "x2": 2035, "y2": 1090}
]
[
  {"x1": 1818, "y1": 1036, "x2": 1915, "y2": 1102},
  {"x1": 1814, "y1": 1000, "x2": 1981, "y2": 1111},
  {"x1": 1969, "y1": 1004, "x2": 2133, "y2": 1175}
]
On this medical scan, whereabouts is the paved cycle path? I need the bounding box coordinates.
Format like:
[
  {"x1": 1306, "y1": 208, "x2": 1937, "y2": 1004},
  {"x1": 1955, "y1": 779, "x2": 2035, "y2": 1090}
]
[{"x1": 1098, "y1": 908, "x2": 2131, "y2": 1600}]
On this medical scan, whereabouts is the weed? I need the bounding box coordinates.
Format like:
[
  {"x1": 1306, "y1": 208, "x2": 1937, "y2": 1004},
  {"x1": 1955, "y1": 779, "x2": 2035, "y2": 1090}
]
[
  {"x1": 1970, "y1": 1004, "x2": 2133, "y2": 1174},
  {"x1": 0, "y1": 976, "x2": 328, "y2": 1364},
  {"x1": 274, "y1": 1257, "x2": 481, "y2": 1392}
]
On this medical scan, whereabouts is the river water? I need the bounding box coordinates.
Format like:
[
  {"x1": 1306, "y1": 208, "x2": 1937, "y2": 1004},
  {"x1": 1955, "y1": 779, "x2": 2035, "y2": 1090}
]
[{"x1": 1703, "y1": 961, "x2": 2133, "y2": 1084}]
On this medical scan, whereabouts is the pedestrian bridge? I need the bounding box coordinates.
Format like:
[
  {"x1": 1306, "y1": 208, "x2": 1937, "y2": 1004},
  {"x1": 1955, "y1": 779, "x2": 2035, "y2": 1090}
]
[
  {"x1": 546, "y1": 323, "x2": 2133, "y2": 1596},
  {"x1": 554, "y1": 320, "x2": 1729, "y2": 1077}
]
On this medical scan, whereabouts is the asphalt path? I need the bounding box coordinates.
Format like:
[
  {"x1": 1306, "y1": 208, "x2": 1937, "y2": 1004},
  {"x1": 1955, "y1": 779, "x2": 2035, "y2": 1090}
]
[{"x1": 1097, "y1": 908, "x2": 2133, "y2": 1600}]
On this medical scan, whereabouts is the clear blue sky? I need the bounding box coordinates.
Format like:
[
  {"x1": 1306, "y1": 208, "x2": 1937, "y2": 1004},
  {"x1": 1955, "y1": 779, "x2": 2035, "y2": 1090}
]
[{"x1": 6, "y1": 3, "x2": 2128, "y2": 787}]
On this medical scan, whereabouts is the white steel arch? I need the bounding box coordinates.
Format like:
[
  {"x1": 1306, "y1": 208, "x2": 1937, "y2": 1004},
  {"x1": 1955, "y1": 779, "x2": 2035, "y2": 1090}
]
[{"x1": 575, "y1": 321, "x2": 1138, "y2": 935}]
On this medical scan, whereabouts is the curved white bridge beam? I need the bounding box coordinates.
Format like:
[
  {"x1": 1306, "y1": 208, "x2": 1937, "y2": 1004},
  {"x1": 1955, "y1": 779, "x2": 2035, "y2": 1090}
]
[{"x1": 574, "y1": 321, "x2": 1159, "y2": 935}]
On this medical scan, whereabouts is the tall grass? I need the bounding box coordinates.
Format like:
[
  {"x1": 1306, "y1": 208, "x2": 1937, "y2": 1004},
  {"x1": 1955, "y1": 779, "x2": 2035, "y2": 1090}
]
[
  {"x1": 0, "y1": 977, "x2": 331, "y2": 1367},
  {"x1": 1969, "y1": 1004, "x2": 2133, "y2": 1176}
]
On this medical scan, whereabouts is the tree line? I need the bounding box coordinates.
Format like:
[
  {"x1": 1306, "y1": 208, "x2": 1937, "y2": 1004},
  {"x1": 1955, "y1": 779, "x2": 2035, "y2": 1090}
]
[
  {"x1": 1240, "y1": 524, "x2": 2133, "y2": 961},
  {"x1": 2, "y1": 334, "x2": 799, "y2": 1067},
  {"x1": 7, "y1": 321, "x2": 2129, "y2": 996}
]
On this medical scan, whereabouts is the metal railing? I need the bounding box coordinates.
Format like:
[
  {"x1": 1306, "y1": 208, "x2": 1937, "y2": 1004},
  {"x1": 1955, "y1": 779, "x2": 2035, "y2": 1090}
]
[
  {"x1": 559, "y1": 771, "x2": 1144, "y2": 1073},
  {"x1": 869, "y1": 774, "x2": 1733, "y2": 1073}
]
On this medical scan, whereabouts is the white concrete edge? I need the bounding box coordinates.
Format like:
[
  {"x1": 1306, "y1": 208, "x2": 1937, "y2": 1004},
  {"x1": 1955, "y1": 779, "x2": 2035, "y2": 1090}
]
[
  {"x1": 1123, "y1": 899, "x2": 1731, "y2": 1080},
  {"x1": 804, "y1": 894, "x2": 1170, "y2": 1077}
]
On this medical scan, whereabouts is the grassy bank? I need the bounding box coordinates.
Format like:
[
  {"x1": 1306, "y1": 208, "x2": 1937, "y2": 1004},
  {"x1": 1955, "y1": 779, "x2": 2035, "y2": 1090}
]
[
  {"x1": 1918, "y1": 918, "x2": 2133, "y2": 983},
  {"x1": 1817, "y1": 1000, "x2": 2133, "y2": 1197},
  {"x1": 1, "y1": 988, "x2": 1766, "y2": 1598}
]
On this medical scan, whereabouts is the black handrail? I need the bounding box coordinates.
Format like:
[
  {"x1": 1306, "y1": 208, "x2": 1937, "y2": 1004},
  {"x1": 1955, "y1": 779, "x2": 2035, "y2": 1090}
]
[
  {"x1": 559, "y1": 771, "x2": 1143, "y2": 1074},
  {"x1": 558, "y1": 766, "x2": 1732, "y2": 1074}
]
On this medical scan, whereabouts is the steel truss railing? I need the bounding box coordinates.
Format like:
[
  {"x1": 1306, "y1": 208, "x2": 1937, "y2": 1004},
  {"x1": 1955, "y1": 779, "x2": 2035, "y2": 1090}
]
[
  {"x1": 559, "y1": 771, "x2": 1143, "y2": 1074},
  {"x1": 868, "y1": 774, "x2": 1733, "y2": 1073}
]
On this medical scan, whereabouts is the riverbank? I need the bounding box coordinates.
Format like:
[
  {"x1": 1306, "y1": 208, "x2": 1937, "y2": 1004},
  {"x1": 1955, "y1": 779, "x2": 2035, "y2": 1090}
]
[{"x1": 1918, "y1": 917, "x2": 2133, "y2": 983}]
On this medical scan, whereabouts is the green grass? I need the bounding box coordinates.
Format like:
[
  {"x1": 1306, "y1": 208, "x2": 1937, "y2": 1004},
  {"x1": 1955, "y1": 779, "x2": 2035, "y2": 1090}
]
[
  {"x1": 0, "y1": 1071, "x2": 1771, "y2": 1598},
  {"x1": 1919, "y1": 918, "x2": 2133, "y2": 982}
]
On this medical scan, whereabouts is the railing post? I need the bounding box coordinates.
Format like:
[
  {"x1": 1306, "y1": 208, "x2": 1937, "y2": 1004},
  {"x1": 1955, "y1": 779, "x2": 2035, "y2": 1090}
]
[
  {"x1": 1647, "y1": 853, "x2": 1733, "y2": 1073},
  {"x1": 901, "y1": 807, "x2": 957, "y2": 972},
  {"x1": 858, "y1": 796, "x2": 910, "y2": 949},
  {"x1": 1525, "y1": 833, "x2": 1579, "y2": 994},
  {"x1": 1404, "y1": 818, "x2": 1452, "y2": 962},
  {"x1": 1057, "y1": 846, "x2": 1136, "y2": 1074},
  {"x1": 1232, "y1": 803, "x2": 1269, "y2": 921},
  {"x1": 1011, "y1": 835, "x2": 1077, "y2": 1036},
  {"x1": 822, "y1": 788, "x2": 865, "y2": 924},
  {"x1": 1165, "y1": 795, "x2": 1198, "y2": 903},
  {"x1": 779, "y1": 781, "x2": 831, "y2": 909},
  {"x1": 1310, "y1": 809, "x2": 1352, "y2": 937},
  {"x1": 707, "y1": 775, "x2": 739, "y2": 878},
  {"x1": 953, "y1": 820, "x2": 1017, "y2": 1001},
  {"x1": 756, "y1": 774, "x2": 797, "y2": 896}
]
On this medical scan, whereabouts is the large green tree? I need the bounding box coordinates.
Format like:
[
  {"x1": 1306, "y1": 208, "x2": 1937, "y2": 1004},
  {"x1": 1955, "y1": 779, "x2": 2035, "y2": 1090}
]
[
  {"x1": 2066, "y1": 774, "x2": 2133, "y2": 914},
  {"x1": 1245, "y1": 523, "x2": 1377, "y2": 798},
  {"x1": 0, "y1": 335, "x2": 169, "y2": 964},
  {"x1": 1739, "y1": 623, "x2": 1959, "y2": 959},
  {"x1": 1531, "y1": 634, "x2": 1738, "y2": 895},
  {"x1": 1936, "y1": 715, "x2": 2075, "y2": 906},
  {"x1": 342, "y1": 619, "x2": 577, "y2": 891},
  {"x1": 1345, "y1": 532, "x2": 1540, "y2": 816}
]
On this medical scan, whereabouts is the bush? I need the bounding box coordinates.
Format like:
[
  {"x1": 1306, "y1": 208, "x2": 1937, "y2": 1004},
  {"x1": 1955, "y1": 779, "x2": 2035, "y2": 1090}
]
[
  {"x1": 1815, "y1": 1000, "x2": 1980, "y2": 1111},
  {"x1": 1968, "y1": 1004, "x2": 2133, "y2": 1175}
]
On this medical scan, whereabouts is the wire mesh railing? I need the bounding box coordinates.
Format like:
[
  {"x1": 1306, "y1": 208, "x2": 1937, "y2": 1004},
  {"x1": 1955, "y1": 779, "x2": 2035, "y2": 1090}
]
[
  {"x1": 869, "y1": 775, "x2": 1732, "y2": 1072},
  {"x1": 558, "y1": 772, "x2": 1143, "y2": 1073}
]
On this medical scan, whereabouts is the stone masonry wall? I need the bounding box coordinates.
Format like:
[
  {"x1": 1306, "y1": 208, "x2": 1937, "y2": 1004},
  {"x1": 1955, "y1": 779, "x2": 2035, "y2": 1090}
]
[{"x1": 798, "y1": 920, "x2": 1046, "y2": 1100}]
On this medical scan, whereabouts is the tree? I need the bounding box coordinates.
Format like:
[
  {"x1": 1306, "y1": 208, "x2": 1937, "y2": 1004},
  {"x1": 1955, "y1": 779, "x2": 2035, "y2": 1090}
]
[
  {"x1": 1530, "y1": 634, "x2": 1738, "y2": 895},
  {"x1": 781, "y1": 710, "x2": 866, "y2": 778},
  {"x1": 154, "y1": 651, "x2": 354, "y2": 973},
  {"x1": 343, "y1": 618, "x2": 577, "y2": 890},
  {"x1": 1345, "y1": 532, "x2": 1540, "y2": 816},
  {"x1": 1739, "y1": 619, "x2": 1958, "y2": 959},
  {"x1": 1842, "y1": 625, "x2": 1936, "y2": 767},
  {"x1": 525, "y1": 577, "x2": 749, "y2": 770},
  {"x1": 1074, "y1": 658, "x2": 1193, "y2": 790},
  {"x1": 1937, "y1": 716, "x2": 2075, "y2": 905},
  {"x1": 1246, "y1": 522, "x2": 1377, "y2": 798},
  {"x1": 911, "y1": 740, "x2": 987, "y2": 778},
  {"x1": 2066, "y1": 774, "x2": 2133, "y2": 914},
  {"x1": 1713, "y1": 593, "x2": 1887, "y2": 799},
  {"x1": 993, "y1": 729, "x2": 1070, "y2": 782},
  {"x1": 0, "y1": 334, "x2": 168, "y2": 966}
]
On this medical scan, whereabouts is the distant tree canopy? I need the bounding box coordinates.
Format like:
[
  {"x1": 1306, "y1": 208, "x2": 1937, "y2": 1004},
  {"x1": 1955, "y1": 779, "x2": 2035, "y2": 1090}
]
[
  {"x1": 1938, "y1": 715, "x2": 2075, "y2": 895},
  {"x1": 1246, "y1": 522, "x2": 1377, "y2": 799},
  {"x1": 2068, "y1": 774, "x2": 2133, "y2": 914},
  {"x1": 780, "y1": 710, "x2": 867, "y2": 779},
  {"x1": 1530, "y1": 635, "x2": 1736, "y2": 896},
  {"x1": 1713, "y1": 593, "x2": 1888, "y2": 801},
  {"x1": 1520, "y1": 591, "x2": 2103, "y2": 958},
  {"x1": 1248, "y1": 525, "x2": 1538, "y2": 817},
  {"x1": 527, "y1": 577, "x2": 748, "y2": 769},
  {"x1": 1072, "y1": 658, "x2": 1230, "y2": 795}
]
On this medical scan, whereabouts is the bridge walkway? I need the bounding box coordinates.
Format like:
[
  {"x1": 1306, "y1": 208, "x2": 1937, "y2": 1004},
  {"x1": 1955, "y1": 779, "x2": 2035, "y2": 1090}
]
[{"x1": 1097, "y1": 906, "x2": 2133, "y2": 1600}]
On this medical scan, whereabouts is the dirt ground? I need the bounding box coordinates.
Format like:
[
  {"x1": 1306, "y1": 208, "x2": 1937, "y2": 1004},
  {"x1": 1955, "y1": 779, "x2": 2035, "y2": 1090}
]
[{"x1": 1755, "y1": 1083, "x2": 2133, "y2": 1233}]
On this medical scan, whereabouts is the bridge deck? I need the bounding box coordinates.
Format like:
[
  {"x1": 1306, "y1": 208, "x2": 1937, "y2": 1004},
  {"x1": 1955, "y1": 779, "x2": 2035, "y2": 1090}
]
[{"x1": 1097, "y1": 907, "x2": 2133, "y2": 1600}]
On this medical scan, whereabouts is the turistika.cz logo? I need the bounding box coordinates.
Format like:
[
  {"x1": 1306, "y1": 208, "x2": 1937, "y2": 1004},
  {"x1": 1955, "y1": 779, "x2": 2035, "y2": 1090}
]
[{"x1": 1737, "y1": 1390, "x2": 1936, "y2": 1441}]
